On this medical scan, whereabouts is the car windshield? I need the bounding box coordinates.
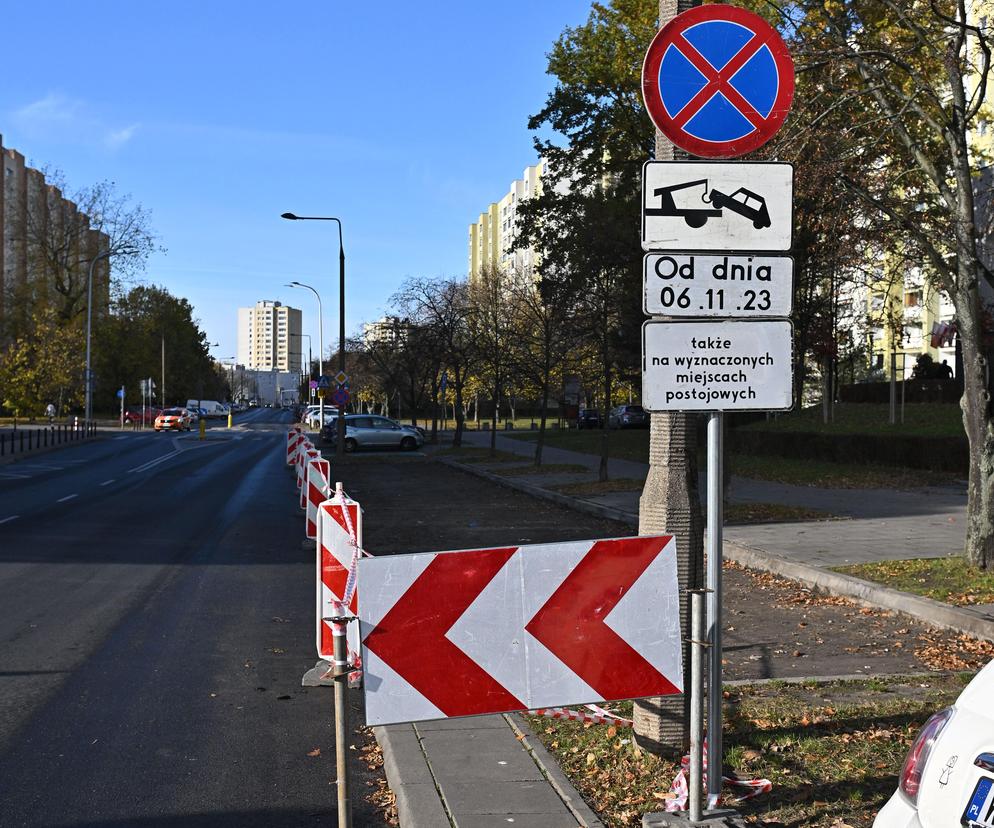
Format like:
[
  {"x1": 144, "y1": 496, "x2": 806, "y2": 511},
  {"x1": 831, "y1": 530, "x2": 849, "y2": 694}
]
[{"x1": 162, "y1": 408, "x2": 183, "y2": 416}]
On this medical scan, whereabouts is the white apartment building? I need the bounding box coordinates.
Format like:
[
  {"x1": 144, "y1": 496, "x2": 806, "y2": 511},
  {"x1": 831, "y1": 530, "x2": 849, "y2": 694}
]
[
  {"x1": 237, "y1": 300, "x2": 302, "y2": 372},
  {"x1": 468, "y1": 159, "x2": 547, "y2": 283}
]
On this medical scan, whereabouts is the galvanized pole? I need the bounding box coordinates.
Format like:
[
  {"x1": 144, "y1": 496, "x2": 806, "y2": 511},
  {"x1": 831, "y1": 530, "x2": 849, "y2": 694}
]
[
  {"x1": 706, "y1": 412, "x2": 723, "y2": 805},
  {"x1": 689, "y1": 590, "x2": 706, "y2": 821},
  {"x1": 331, "y1": 611, "x2": 353, "y2": 828}
]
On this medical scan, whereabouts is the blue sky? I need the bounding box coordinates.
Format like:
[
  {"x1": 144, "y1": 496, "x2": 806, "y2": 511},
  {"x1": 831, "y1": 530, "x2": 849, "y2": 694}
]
[{"x1": 0, "y1": 1, "x2": 593, "y2": 361}]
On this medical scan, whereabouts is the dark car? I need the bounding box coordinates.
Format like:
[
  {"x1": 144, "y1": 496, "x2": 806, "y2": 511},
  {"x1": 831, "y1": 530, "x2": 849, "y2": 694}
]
[
  {"x1": 576, "y1": 409, "x2": 602, "y2": 429},
  {"x1": 608, "y1": 404, "x2": 649, "y2": 429}
]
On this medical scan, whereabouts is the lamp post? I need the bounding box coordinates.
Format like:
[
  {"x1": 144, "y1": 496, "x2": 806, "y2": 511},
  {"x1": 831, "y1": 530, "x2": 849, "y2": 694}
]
[
  {"x1": 286, "y1": 281, "x2": 324, "y2": 428},
  {"x1": 84, "y1": 250, "x2": 114, "y2": 425},
  {"x1": 290, "y1": 332, "x2": 313, "y2": 401},
  {"x1": 282, "y1": 212, "x2": 346, "y2": 457}
]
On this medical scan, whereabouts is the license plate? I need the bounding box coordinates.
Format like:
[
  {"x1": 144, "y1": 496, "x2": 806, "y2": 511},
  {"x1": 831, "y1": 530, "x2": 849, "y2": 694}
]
[{"x1": 964, "y1": 777, "x2": 994, "y2": 826}]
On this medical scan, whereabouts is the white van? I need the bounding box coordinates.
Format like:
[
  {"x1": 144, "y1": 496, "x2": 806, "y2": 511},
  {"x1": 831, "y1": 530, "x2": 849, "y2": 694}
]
[{"x1": 187, "y1": 400, "x2": 227, "y2": 418}]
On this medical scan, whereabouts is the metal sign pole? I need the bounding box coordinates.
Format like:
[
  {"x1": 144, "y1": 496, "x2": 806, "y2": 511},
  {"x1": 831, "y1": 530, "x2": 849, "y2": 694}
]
[
  {"x1": 331, "y1": 611, "x2": 354, "y2": 828},
  {"x1": 706, "y1": 411, "x2": 723, "y2": 806},
  {"x1": 689, "y1": 590, "x2": 707, "y2": 821}
]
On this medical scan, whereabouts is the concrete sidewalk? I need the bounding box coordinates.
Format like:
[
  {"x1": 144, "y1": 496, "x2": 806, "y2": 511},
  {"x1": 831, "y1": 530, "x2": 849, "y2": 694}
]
[
  {"x1": 458, "y1": 430, "x2": 968, "y2": 568},
  {"x1": 377, "y1": 714, "x2": 603, "y2": 828}
]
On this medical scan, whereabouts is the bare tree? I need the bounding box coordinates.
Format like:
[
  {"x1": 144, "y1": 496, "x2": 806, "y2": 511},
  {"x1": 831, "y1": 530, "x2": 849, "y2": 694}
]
[{"x1": 24, "y1": 172, "x2": 157, "y2": 324}]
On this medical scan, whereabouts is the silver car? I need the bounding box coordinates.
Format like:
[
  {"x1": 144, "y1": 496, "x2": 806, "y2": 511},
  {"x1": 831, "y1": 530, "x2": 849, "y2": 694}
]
[{"x1": 336, "y1": 414, "x2": 424, "y2": 452}]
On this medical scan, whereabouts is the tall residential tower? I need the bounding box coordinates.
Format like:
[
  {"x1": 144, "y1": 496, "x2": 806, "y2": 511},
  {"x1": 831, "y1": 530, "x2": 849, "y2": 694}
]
[{"x1": 237, "y1": 300, "x2": 302, "y2": 372}]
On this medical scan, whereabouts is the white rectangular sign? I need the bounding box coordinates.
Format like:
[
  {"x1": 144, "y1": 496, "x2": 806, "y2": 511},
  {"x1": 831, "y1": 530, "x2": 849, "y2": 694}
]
[
  {"x1": 642, "y1": 319, "x2": 793, "y2": 411},
  {"x1": 643, "y1": 254, "x2": 793, "y2": 317},
  {"x1": 642, "y1": 161, "x2": 793, "y2": 251}
]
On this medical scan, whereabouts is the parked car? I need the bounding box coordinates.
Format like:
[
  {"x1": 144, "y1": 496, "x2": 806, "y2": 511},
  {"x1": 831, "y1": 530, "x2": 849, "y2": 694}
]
[
  {"x1": 123, "y1": 407, "x2": 161, "y2": 425},
  {"x1": 323, "y1": 414, "x2": 423, "y2": 452},
  {"x1": 608, "y1": 404, "x2": 649, "y2": 429},
  {"x1": 154, "y1": 407, "x2": 192, "y2": 432},
  {"x1": 873, "y1": 658, "x2": 994, "y2": 827},
  {"x1": 576, "y1": 409, "x2": 602, "y2": 429}
]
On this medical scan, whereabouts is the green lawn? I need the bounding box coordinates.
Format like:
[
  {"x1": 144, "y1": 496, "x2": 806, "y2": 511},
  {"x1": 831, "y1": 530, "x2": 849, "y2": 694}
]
[
  {"x1": 506, "y1": 429, "x2": 650, "y2": 463},
  {"x1": 833, "y1": 557, "x2": 994, "y2": 606},
  {"x1": 741, "y1": 403, "x2": 963, "y2": 438}
]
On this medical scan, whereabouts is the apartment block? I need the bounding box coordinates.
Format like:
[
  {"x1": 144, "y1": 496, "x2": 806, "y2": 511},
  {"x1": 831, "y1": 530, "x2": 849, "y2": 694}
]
[
  {"x1": 1, "y1": 134, "x2": 110, "y2": 336},
  {"x1": 468, "y1": 159, "x2": 547, "y2": 283},
  {"x1": 237, "y1": 300, "x2": 302, "y2": 372}
]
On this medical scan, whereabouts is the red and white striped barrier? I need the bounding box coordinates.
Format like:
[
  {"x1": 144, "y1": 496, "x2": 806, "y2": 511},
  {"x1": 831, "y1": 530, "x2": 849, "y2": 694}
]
[
  {"x1": 287, "y1": 428, "x2": 303, "y2": 466},
  {"x1": 316, "y1": 485, "x2": 364, "y2": 667},
  {"x1": 297, "y1": 445, "x2": 318, "y2": 492},
  {"x1": 304, "y1": 458, "x2": 331, "y2": 539}
]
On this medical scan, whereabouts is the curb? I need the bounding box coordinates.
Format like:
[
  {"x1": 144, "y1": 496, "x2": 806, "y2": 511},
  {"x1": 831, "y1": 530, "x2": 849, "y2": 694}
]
[
  {"x1": 724, "y1": 540, "x2": 994, "y2": 642},
  {"x1": 439, "y1": 456, "x2": 994, "y2": 644},
  {"x1": 375, "y1": 724, "x2": 452, "y2": 828},
  {"x1": 436, "y1": 456, "x2": 637, "y2": 526}
]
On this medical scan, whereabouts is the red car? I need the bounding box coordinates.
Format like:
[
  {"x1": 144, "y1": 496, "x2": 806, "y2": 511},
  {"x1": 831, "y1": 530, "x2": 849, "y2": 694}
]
[{"x1": 123, "y1": 407, "x2": 161, "y2": 425}]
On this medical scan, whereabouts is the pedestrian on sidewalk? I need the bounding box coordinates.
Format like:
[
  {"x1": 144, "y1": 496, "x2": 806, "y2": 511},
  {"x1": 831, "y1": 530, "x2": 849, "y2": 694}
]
[{"x1": 46, "y1": 402, "x2": 56, "y2": 424}]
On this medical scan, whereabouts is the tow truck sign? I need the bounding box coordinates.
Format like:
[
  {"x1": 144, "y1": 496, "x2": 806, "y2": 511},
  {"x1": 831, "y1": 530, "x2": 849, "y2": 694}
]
[{"x1": 641, "y1": 161, "x2": 792, "y2": 251}]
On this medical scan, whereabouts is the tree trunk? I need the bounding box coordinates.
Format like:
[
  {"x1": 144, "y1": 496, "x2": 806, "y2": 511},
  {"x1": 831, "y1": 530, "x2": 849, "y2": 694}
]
[
  {"x1": 535, "y1": 369, "x2": 550, "y2": 467},
  {"x1": 490, "y1": 388, "x2": 499, "y2": 456},
  {"x1": 957, "y1": 304, "x2": 994, "y2": 569},
  {"x1": 453, "y1": 373, "x2": 465, "y2": 447},
  {"x1": 430, "y1": 377, "x2": 439, "y2": 444}
]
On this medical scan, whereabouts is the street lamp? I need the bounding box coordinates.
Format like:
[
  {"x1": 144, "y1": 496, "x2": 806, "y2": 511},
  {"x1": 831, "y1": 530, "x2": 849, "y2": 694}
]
[
  {"x1": 282, "y1": 212, "x2": 346, "y2": 457},
  {"x1": 286, "y1": 281, "x2": 324, "y2": 428},
  {"x1": 289, "y1": 332, "x2": 313, "y2": 400}
]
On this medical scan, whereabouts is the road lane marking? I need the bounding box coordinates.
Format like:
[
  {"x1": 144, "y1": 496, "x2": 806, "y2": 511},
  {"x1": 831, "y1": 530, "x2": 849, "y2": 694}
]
[
  {"x1": 100, "y1": 479, "x2": 115, "y2": 486},
  {"x1": 0, "y1": 516, "x2": 19, "y2": 525},
  {"x1": 128, "y1": 448, "x2": 183, "y2": 473},
  {"x1": 0, "y1": 472, "x2": 30, "y2": 479},
  {"x1": 57, "y1": 494, "x2": 78, "y2": 503}
]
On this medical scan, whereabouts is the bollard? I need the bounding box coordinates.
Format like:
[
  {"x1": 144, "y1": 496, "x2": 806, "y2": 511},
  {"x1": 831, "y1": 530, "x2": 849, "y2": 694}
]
[
  {"x1": 44, "y1": 428, "x2": 48, "y2": 447},
  {"x1": 1, "y1": 433, "x2": 4, "y2": 456},
  {"x1": 20, "y1": 431, "x2": 24, "y2": 452},
  {"x1": 330, "y1": 611, "x2": 354, "y2": 828}
]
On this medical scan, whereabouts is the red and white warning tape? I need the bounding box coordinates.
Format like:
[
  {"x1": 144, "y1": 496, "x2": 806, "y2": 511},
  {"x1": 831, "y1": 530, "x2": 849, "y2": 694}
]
[
  {"x1": 530, "y1": 705, "x2": 634, "y2": 728},
  {"x1": 664, "y1": 736, "x2": 771, "y2": 812}
]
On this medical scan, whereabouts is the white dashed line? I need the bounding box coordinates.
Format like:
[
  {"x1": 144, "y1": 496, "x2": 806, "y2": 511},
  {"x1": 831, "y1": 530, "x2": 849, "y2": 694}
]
[
  {"x1": 0, "y1": 515, "x2": 19, "y2": 525},
  {"x1": 100, "y1": 479, "x2": 115, "y2": 486},
  {"x1": 57, "y1": 494, "x2": 78, "y2": 503}
]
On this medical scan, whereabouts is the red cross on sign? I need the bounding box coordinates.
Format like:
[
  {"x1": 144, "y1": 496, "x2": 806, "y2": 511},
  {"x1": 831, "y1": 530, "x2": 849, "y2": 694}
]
[{"x1": 642, "y1": 4, "x2": 794, "y2": 158}]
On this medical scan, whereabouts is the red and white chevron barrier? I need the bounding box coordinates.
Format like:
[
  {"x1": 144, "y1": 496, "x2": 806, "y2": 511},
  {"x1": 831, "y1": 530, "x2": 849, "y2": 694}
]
[
  {"x1": 304, "y1": 458, "x2": 331, "y2": 539},
  {"x1": 359, "y1": 535, "x2": 682, "y2": 726},
  {"x1": 287, "y1": 428, "x2": 303, "y2": 466},
  {"x1": 316, "y1": 485, "x2": 363, "y2": 666}
]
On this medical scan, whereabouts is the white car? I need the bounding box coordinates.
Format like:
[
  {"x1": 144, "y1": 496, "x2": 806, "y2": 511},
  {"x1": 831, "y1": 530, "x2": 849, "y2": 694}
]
[{"x1": 874, "y1": 659, "x2": 994, "y2": 827}]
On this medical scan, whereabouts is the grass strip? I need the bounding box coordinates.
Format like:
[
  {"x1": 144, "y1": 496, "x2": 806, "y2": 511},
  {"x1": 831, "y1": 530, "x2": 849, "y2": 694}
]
[
  {"x1": 740, "y1": 403, "x2": 964, "y2": 438},
  {"x1": 525, "y1": 673, "x2": 971, "y2": 827},
  {"x1": 488, "y1": 463, "x2": 589, "y2": 477},
  {"x1": 726, "y1": 502, "x2": 837, "y2": 524},
  {"x1": 550, "y1": 478, "x2": 643, "y2": 496},
  {"x1": 727, "y1": 453, "x2": 960, "y2": 489},
  {"x1": 832, "y1": 557, "x2": 994, "y2": 607}
]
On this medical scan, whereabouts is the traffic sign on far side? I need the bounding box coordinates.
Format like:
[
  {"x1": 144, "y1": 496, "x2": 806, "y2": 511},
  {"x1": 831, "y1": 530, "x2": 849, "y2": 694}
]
[
  {"x1": 642, "y1": 161, "x2": 793, "y2": 251},
  {"x1": 644, "y1": 253, "x2": 793, "y2": 318}
]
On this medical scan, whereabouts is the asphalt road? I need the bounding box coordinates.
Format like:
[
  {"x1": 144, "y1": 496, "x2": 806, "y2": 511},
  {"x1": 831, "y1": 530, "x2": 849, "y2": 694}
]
[{"x1": 0, "y1": 409, "x2": 385, "y2": 828}]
